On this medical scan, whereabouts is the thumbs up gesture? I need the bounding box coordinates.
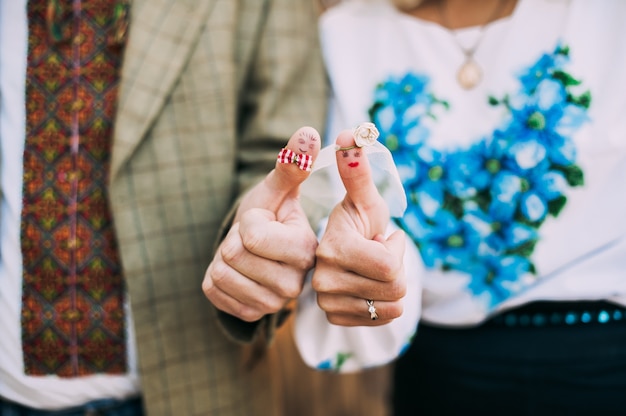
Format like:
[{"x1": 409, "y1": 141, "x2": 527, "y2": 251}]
[
  {"x1": 204, "y1": 124, "x2": 407, "y2": 328},
  {"x1": 203, "y1": 127, "x2": 321, "y2": 322},
  {"x1": 312, "y1": 128, "x2": 407, "y2": 326}
]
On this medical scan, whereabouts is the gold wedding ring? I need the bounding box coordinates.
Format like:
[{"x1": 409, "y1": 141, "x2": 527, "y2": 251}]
[{"x1": 366, "y1": 299, "x2": 378, "y2": 320}]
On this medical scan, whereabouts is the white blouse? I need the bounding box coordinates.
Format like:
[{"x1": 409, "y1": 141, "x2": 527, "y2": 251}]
[{"x1": 295, "y1": 0, "x2": 626, "y2": 372}]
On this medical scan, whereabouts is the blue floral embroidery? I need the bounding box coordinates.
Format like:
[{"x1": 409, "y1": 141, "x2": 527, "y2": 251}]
[
  {"x1": 316, "y1": 352, "x2": 353, "y2": 372},
  {"x1": 369, "y1": 45, "x2": 591, "y2": 308},
  {"x1": 398, "y1": 332, "x2": 416, "y2": 357}
]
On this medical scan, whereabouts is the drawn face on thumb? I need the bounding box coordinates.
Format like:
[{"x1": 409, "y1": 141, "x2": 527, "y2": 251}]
[
  {"x1": 332, "y1": 124, "x2": 387, "y2": 238},
  {"x1": 333, "y1": 122, "x2": 382, "y2": 204},
  {"x1": 336, "y1": 122, "x2": 379, "y2": 179},
  {"x1": 297, "y1": 129, "x2": 320, "y2": 155},
  {"x1": 338, "y1": 146, "x2": 365, "y2": 177}
]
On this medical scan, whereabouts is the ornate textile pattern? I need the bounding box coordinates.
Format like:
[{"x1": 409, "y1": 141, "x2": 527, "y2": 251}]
[{"x1": 21, "y1": 0, "x2": 129, "y2": 376}]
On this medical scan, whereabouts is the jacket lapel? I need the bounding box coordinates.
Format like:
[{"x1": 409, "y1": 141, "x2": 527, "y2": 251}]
[{"x1": 111, "y1": 0, "x2": 217, "y2": 179}]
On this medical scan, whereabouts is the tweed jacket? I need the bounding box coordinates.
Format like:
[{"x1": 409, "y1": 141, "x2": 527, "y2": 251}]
[{"x1": 108, "y1": 0, "x2": 327, "y2": 414}]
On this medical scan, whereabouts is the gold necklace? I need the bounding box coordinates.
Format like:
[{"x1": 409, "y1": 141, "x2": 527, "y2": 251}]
[{"x1": 438, "y1": 0, "x2": 510, "y2": 90}]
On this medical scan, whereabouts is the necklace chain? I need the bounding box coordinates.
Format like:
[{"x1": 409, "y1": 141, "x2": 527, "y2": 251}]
[{"x1": 438, "y1": 0, "x2": 511, "y2": 89}]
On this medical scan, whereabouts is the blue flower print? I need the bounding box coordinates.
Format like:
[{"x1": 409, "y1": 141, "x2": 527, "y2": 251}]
[
  {"x1": 316, "y1": 352, "x2": 353, "y2": 372},
  {"x1": 466, "y1": 254, "x2": 533, "y2": 306},
  {"x1": 503, "y1": 78, "x2": 585, "y2": 172},
  {"x1": 517, "y1": 44, "x2": 569, "y2": 94},
  {"x1": 444, "y1": 138, "x2": 511, "y2": 203},
  {"x1": 370, "y1": 72, "x2": 446, "y2": 153},
  {"x1": 488, "y1": 163, "x2": 570, "y2": 224},
  {"x1": 316, "y1": 359, "x2": 333, "y2": 370},
  {"x1": 412, "y1": 145, "x2": 448, "y2": 218},
  {"x1": 412, "y1": 209, "x2": 486, "y2": 270},
  {"x1": 467, "y1": 208, "x2": 538, "y2": 258},
  {"x1": 369, "y1": 43, "x2": 591, "y2": 310}
]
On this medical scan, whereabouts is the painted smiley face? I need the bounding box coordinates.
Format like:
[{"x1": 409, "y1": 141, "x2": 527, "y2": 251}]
[
  {"x1": 341, "y1": 148, "x2": 362, "y2": 168},
  {"x1": 298, "y1": 131, "x2": 319, "y2": 154}
]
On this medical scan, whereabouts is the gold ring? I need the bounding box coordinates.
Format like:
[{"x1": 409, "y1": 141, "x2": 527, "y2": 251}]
[{"x1": 366, "y1": 299, "x2": 378, "y2": 320}]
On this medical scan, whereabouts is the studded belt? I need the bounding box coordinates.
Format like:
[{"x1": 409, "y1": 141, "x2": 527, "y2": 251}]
[{"x1": 485, "y1": 300, "x2": 626, "y2": 328}]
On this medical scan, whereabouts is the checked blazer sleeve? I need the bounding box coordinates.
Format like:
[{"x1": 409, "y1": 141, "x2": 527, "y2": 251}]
[
  {"x1": 109, "y1": 0, "x2": 328, "y2": 414},
  {"x1": 214, "y1": 0, "x2": 329, "y2": 344}
]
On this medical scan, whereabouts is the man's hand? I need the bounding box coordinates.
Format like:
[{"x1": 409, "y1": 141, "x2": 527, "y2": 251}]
[
  {"x1": 312, "y1": 129, "x2": 407, "y2": 326},
  {"x1": 203, "y1": 127, "x2": 321, "y2": 322}
]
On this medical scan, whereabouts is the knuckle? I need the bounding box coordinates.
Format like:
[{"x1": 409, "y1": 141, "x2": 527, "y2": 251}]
[
  {"x1": 315, "y1": 240, "x2": 337, "y2": 263},
  {"x1": 326, "y1": 315, "x2": 341, "y2": 325},
  {"x1": 378, "y1": 256, "x2": 403, "y2": 281},
  {"x1": 230, "y1": 302, "x2": 266, "y2": 322},
  {"x1": 317, "y1": 294, "x2": 345, "y2": 316},
  {"x1": 209, "y1": 260, "x2": 231, "y2": 286},
  {"x1": 386, "y1": 301, "x2": 404, "y2": 319},
  {"x1": 274, "y1": 269, "x2": 305, "y2": 299},
  {"x1": 219, "y1": 237, "x2": 243, "y2": 264},
  {"x1": 316, "y1": 294, "x2": 342, "y2": 315},
  {"x1": 201, "y1": 274, "x2": 214, "y2": 295},
  {"x1": 326, "y1": 314, "x2": 346, "y2": 326},
  {"x1": 297, "y1": 257, "x2": 315, "y2": 275},
  {"x1": 279, "y1": 281, "x2": 302, "y2": 299},
  {"x1": 297, "y1": 238, "x2": 318, "y2": 270},
  {"x1": 311, "y1": 272, "x2": 332, "y2": 293},
  {"x1": 265, "y1": 297, "x2": 285, "y2": 313},
  {"x1": 238, "y1": 308, "x2": 264, "y2": 323},
  {"x1": 389, "y1": 279, "x2": 407, "y2": 300},
  {"x1": 377, "y1": 266, "x2": 407, "y2": 299},
  {"x1": 239, "y1": 225, "x2": 268, "y2": 253},
  {"x1": 315, "y1": 293, "x2": 331, "y2": 311},
  {"x1": 290, "y1": 248, "x2": 317, "y2": 273},
  {"x1": 378, "y1": 262, "x2": 394, "y2": 280}
]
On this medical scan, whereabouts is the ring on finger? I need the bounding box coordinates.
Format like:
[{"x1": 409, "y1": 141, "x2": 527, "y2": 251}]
[{"x1": 366, "y1": 299, "x2": 378, "y2": 320}]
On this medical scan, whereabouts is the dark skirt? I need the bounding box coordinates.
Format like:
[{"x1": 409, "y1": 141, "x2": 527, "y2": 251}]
[{"x1": 392, "y1": 300, "x2": 626, "y2": 416}]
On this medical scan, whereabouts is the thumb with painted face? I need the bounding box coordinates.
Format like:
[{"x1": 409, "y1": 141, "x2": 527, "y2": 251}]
[
  {"x1": 203, "y1": 127, "x2": 321, "y2": 323},
  {"x1": 312, "y1": 124, "x2": 407, "y2": 326}
]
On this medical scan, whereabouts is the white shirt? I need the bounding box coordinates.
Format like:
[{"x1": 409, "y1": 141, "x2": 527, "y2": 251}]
[
  {"x1": 0, "y1": 0, "x2": 140, "y2": 409},
  {"x1": 318, "y1": 0, "x2": 626, "y2": 327}
]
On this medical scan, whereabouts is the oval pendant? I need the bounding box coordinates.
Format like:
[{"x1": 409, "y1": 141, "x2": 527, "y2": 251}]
[{"x1": 457, "y1": 58, "x2": 482, "y2": 90}]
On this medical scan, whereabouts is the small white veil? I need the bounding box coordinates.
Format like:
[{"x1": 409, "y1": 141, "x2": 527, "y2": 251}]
[{"x1": 300, "y1": 127, "x2": 407, "y2": 219}]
